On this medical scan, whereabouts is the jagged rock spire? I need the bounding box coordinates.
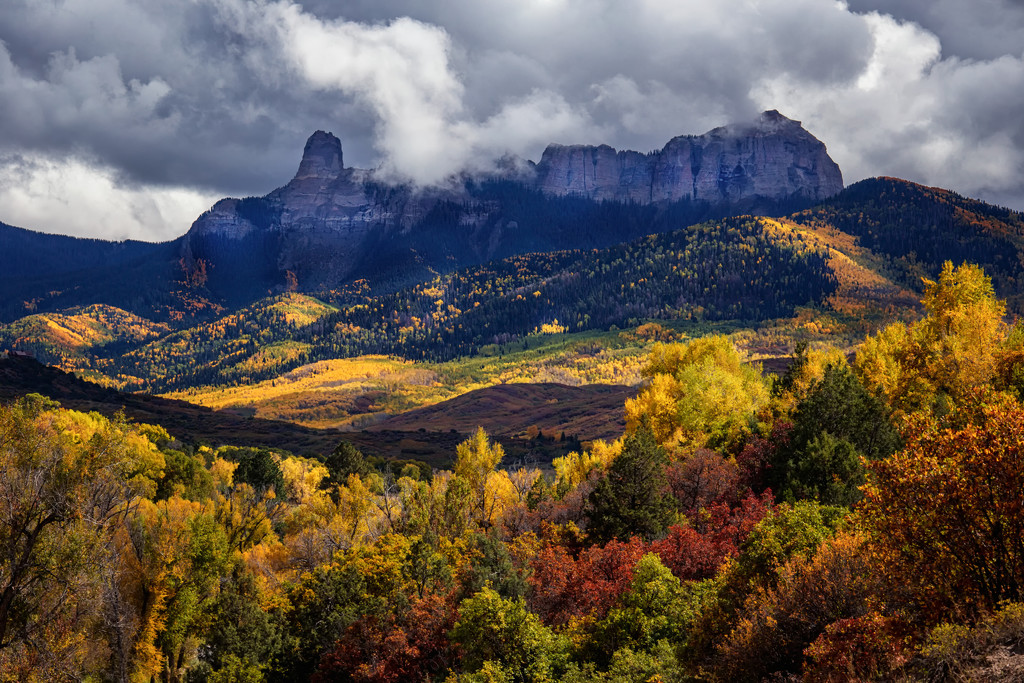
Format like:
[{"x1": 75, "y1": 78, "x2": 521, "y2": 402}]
[{"x1": 294, "y1": 130, "x2": 343, "y2": 180}]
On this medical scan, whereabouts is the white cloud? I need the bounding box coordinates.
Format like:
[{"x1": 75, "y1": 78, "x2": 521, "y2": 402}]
[
  {"x1": 260, "y1": 2, "x2": 598, "y2": 184},
  {"x1": 0, "y1": 42, "x2": 177, "y2": 150},
  {"x1": 0, "y1": 154, "x2": 218, "y2": 241},
  {"x1": 753, "y1": 11, "x2": 1024, "y2": 205},
  {"x1": 3, "y1": 0, "x2": 1024, "y2": 240}
]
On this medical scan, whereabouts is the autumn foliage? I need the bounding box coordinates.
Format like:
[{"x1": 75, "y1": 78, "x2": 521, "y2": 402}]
[
  {"x1": 6, "y1": 261, "x2": 1024, "y2": 680},
  {"x1": 861, "y1": 401, "x2": 1024, "y2": 618}
]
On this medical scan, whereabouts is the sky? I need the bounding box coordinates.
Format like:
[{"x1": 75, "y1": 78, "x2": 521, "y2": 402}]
[{"x1": 0, "y1": 0, "x2": 1023, "y2": 242}]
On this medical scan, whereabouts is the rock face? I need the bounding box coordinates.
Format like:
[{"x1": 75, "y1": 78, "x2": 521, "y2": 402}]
[
  {"x1": 294, "y1": 130, "x2": 342, "y2": 180},
  {"x1": 534, "y1": 111, "x2": 843, "y2": 204},
  {"x1": 184, "y1": 131, "x2": 398, "y2": 285},
  {"x1": 182, "y1": 112, "x2": 844, "y2": 301}
]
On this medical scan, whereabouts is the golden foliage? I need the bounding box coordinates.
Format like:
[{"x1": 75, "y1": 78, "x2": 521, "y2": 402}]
[
  {"x1": 626, "y1": 337, "x2": 768, "y2": 449},
  {"x1": 552, "y1": 437, "x2": 624, "y2": 491},
  {"x1": 856, "y1": 261, "x2": 1009, "y2": 418}
]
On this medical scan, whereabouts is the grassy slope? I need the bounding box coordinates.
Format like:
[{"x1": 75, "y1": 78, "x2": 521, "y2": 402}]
[
  {"x1": 0, "y1": 357, "x2": 597, "y2": 467},
  {"x1": 371, "y1": 382, "x2": 635, "y2": 442},
  {"x1": 0, "y1": 304, "x2": 171, "y2": 377},
  {"x1": 19, "y1": 181, "x2": 1009, "y2": 432},
  {"x1": 162, "y1": 330, "x2": 651, "y2": 429}
]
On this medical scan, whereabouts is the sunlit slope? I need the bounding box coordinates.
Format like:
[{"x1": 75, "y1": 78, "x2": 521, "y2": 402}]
[
  {"x1": 109, "y1": 293, "x2": 336, "y2": 387},
  {"x1": 8, "y1": 210, "x2": 909, "y2": 401},
  {"x1": 0, "y1": 304, "x2": 170, "y2": 371},
  {"x1": 11, "y1": 177, "x2": 1021, "y2": 411},
  {"x1": 163, "y1": 330, "x2": 652, "y2": 429},
  {"x1": 751, "y1": 217, "x2": 919, "y2": 317},
  {"x1": 117, "y1": 215, "x2": 842, "y2": 393},
  {"x1": 790, "y1": 176, "x2": 1024, "y2": 310}
]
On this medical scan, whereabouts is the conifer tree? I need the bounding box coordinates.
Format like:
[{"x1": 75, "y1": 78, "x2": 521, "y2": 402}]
[{"x1": 586, "y1": 423, "x2": 673, "y2": 543}]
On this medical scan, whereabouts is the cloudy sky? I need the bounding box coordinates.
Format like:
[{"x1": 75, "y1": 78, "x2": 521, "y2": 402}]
[{"x1": 0, "y1": 0, "x2": 1022, "y2": 241}]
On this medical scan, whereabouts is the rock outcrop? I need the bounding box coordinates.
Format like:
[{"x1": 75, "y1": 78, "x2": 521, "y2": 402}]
[
  {"x1": 533, "y1": 110, "x2": 843, "y2": 204},
  {"x1": 184, "y1": 131, "x2": 393, "y2": 284},
  {"x1": 182, "y1": 112, "x2": 844, "y2": 301},
  {"x1": 294, "y1": 130, "x2": 343, "y2": 180}
]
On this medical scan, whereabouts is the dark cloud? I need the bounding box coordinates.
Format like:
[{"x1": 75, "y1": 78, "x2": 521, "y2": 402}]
[
  {"x1": 845, "y1": 0, "x2": 1024, "y2": 60},
  {"x1": 0, "y1": 0, "x2": 373, "y2": 195},
  {"x1": 0, "y1": 0, "x2": 1021, "y2": 240}
]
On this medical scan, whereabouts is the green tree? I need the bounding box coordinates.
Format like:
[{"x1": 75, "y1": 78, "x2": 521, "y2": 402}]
[
  {"x1": 772, "y1": 364, "x2": 901, "y2": 505},
  {"x1": 195, "y1": 565, "x2": 284, "y2": 680},
  {"x1": 231, "y1": 448, "x2": 285, "y2": 495},
  {"x1": 450, "y1": 587, "x2": 569, "y2": 683},
  {"x1": 157, "y1": 449, "x2": 215, "y2": 501},
  {"x1": 461, "y1": 531, "x2": 528, "y2": 601},
  {"x1": 586, "y1": 424, "x2": 672, "y2": 543},
  {"x1": 324, "y1": 441, "x2": 371, "y2": 488},
  {"x1": 733, "y1": 500, "x2": 848, "y2": 588},
  {"x1": 585, "y1": 554, "x2": 685, "y2": 665}
]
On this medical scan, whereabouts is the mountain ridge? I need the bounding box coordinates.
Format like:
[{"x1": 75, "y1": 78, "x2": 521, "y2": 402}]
[
  {"x1": 178, "y1": 110, "x2": 843, "y2": 303},
  {"x1": 534, "y1": 110, "x2": 842, "y2": 204},
  {"x1": 0, "y1": 110, "x2": 843, "y2": 322}
]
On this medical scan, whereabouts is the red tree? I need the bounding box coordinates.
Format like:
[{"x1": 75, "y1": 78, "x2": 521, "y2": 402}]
[{"x1": 529, "y1": 537, "x2": 646, "y2": 626}]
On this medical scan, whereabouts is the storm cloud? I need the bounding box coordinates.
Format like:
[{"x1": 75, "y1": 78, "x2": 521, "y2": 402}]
[{"x1": 0, "y1": 0, "x2": 1022, "y2": 240}]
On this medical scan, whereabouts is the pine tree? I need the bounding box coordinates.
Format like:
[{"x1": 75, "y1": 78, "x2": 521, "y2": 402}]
[{"x1": 586, "y1": 423, "x2": 673, "y2": 543}]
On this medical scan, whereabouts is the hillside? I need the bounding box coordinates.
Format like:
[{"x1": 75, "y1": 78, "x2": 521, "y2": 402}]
[
  {"x1": 371, "y1": 382, "x2": 634, "y2": 441},
  {"x1": 0, "y1": 357, "x2": 620, "y2": 464},
  {"x1": 0, "y1": 304, "x2": 171, "y2": 372},
  {"x1": 0, "y1": 221, "x2": 202, "y2": 323},
  {"x1": 3, "y1": 176, "x2": 1023, "y2": 435},
  {"x1": 791, "y1": 177, "x2": 1024, "y2": 308},
  {"x1": 101, "y1": 214, "x2": 842, "y2": 393},
  {"x1": 0, "y1": 112, "x2": 840, "y2": 322}
]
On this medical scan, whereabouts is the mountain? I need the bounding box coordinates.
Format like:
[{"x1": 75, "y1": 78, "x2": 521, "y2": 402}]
[
  {"x1": 0, "y1": 111, "x2": 843, "y2": 322},
  {"x1": 5, "y1": 172, "x2": 1024, "y2": 437},
  {"x1": 7, "y1": 174, "x2": 1024, "y2": 396},
  {"x1": 0, "y1": 221, "x2": 186, "y2": 323},
  {"x1": 534, "y1": 110, "x2": 842, "y2": 204},
  {"x1": 790, "y1": 177, "x2": 1024, "y2": 309},
  {"x1": 107, "y1": 215, "x2": 843, "y2": 392},
  {"x1": 179, "y1": 110, "x2": 842, "y2": 302}
]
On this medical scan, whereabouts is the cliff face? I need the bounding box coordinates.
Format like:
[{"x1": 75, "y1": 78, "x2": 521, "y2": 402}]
[
  {"x1": 187, "y1": 131, "x2": 384, "y2": 241},
  {"x1": 534, "y1": 111, "x2": 843, "y2": 204},
  {"x1": 182, "y1": 112, "x2": 844, "y2": 300},
  {"x1": 184, "y1": 131, "x2": 402, "y2": 287}
]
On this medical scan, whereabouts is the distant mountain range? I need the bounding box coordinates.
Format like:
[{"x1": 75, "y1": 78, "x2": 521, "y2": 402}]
[
  {"x1": 0, "y1": 110, "x2": 842, "y2": 322},
  {"x1": 4, "y1": 110, "x2": 1024, "y2": 431}
]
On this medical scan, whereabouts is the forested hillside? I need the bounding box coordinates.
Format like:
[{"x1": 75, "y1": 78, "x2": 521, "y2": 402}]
[
  {"x1": 792, "y1": 177, "x2": 1024, "y2": 307},
  {"x1": 7, "y1": 177, "x2": 1022, "y2": 400},
  {"x1": 109, "y1": 215, "x2": 836, "y2": 392},
  {"x1": 0, "y1": 221, "x2": 190, "y2": 322},
  {"x1": 5, "y1": 263, "x2": 1024, "y2": 681},
  {"x1": 343, "y1": 180, "x2": 814, "y2": 291}
]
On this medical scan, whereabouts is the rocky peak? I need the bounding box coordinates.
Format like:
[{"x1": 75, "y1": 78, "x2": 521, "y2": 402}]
[
  {"x1": 294, "y1": 130, "x2": 343, "y2": 180},
  {"x1": 535, "y1": 110, "x2": 843, "y2": 204},
  {"x1": 755, "y1": 109, "x2": 801, "y2": 131},
  {"x1": 702, "y1": 110, "x2": 809, "y2": 141}
]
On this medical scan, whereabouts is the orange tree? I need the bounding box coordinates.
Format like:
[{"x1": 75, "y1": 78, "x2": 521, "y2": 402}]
[{"x1": 859, "y1": 401, "x2": 1024, "y2": 619}]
